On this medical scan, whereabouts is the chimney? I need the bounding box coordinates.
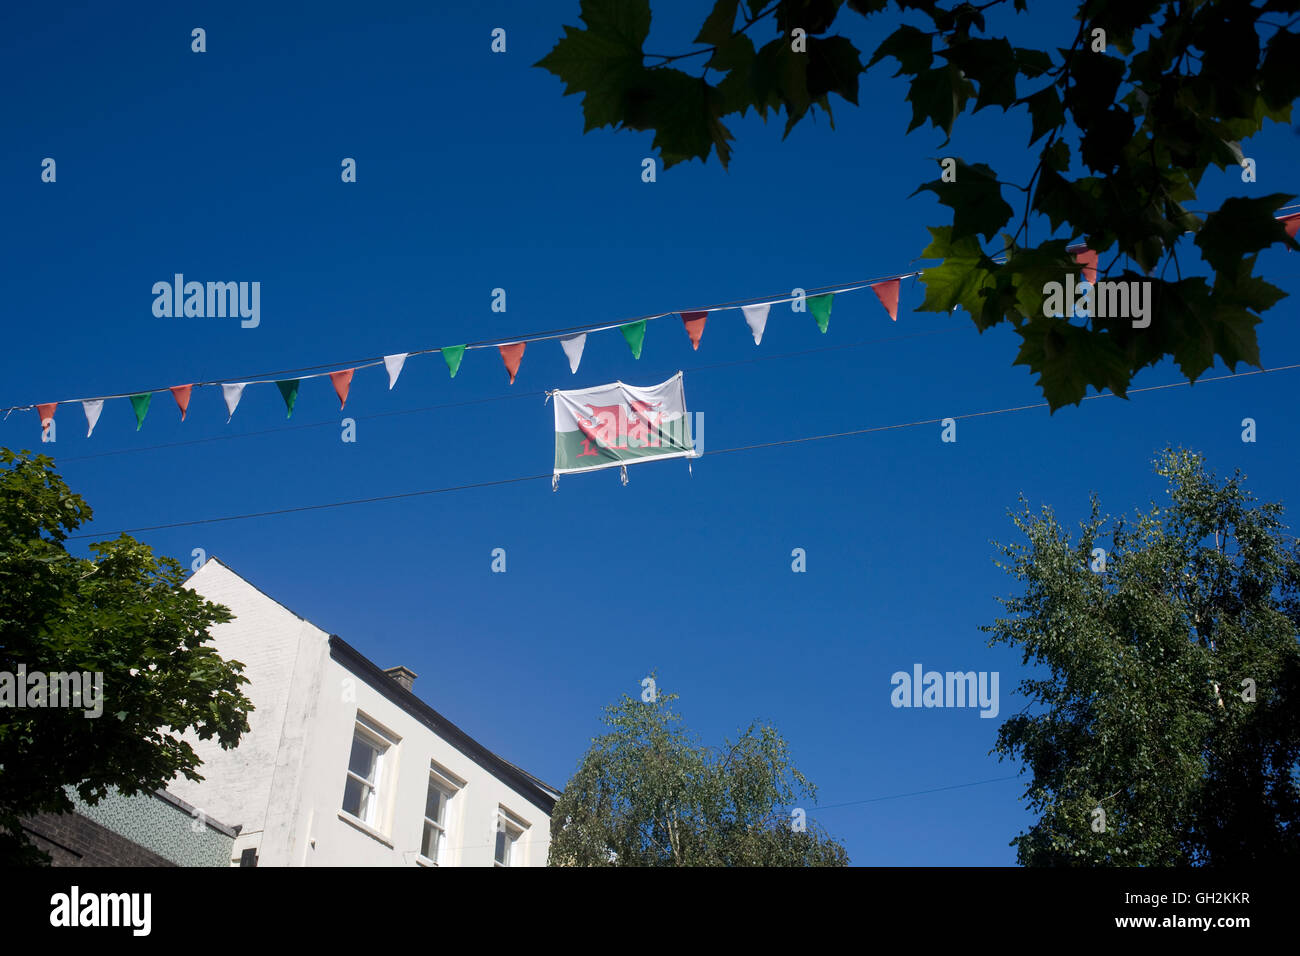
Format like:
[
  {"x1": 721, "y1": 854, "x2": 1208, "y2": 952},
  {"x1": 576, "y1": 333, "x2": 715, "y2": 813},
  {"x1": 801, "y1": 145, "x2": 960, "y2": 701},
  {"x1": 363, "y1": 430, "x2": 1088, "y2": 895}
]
[{"x1": 384, "y1": 665, "x2": 418, "y2": 692}]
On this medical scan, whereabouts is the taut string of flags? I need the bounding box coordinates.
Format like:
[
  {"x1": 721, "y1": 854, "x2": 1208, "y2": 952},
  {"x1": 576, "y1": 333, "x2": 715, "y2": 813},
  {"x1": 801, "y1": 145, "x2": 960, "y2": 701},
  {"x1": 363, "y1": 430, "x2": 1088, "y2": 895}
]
[
  {"x1": 8, "y1": 208, "x2": 1299, "y2": 441},
  {"x1": 5, "y1": 271, "x2": 923, "y2": 439}
]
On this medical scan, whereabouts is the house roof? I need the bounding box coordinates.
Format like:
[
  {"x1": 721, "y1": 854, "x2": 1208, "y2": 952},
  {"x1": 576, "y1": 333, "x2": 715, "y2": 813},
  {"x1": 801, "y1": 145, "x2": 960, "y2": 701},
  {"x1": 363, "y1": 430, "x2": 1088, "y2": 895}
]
[
  {"x1": 329, "y1": 635, "x2": 560, "y2": 812},
  {"x1": 187, "y1": 557, "x2": 560, "y2": 814}
]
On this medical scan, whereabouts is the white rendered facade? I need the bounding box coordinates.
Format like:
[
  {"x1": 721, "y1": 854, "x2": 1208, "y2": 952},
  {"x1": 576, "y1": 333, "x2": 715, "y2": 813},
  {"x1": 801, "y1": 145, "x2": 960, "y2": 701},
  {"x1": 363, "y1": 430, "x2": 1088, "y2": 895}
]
[{"x1": 169, "y1": 558, "x2": 557, "y2": 867}]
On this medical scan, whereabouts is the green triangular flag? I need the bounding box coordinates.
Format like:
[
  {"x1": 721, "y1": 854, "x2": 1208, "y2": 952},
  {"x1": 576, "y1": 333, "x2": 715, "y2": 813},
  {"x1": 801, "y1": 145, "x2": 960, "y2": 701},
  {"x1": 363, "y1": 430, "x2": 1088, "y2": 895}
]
[
  {"x1": 129, "y1": 393, "x2": 152, "y2": 431},
  {"x1": 808, "y1": 293, "x2": 833, "y2": 334},
  {"x1": 277, "y1": 379, "x2": 300, "y2": 418},
  {"x1": 620, "y1": 320, "x2": 646, "y2": 359},
  {"x1": 443, "y1": 345, "x2": 466, "y2": 378}
]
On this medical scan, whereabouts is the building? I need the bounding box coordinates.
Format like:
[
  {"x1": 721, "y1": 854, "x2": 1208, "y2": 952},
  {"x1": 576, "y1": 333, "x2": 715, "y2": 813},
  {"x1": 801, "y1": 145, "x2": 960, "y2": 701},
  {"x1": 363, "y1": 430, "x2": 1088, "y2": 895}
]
[
  {"x1": 23, "y1": 787, "x2": 236, "y2": 867},
  {"x1": 168, "y1": 557, "x2": 558, "y2": 866}
]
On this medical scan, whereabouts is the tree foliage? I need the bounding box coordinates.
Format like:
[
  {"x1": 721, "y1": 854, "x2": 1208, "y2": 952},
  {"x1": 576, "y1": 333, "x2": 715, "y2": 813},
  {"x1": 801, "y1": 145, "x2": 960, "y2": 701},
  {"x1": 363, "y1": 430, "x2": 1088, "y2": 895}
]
[
  {"x1": 0, "y1": 449, "x2": 253, "y2": 864},
  {"x1": 986, "y1": 448, "x2": 1300, "y2": 864},
  {"x1": 549, "y1": 680, "x2": 848, "y2": 865},
  {"x1": 538, "y1": 0, "x2": 1300, "y2": 410}
]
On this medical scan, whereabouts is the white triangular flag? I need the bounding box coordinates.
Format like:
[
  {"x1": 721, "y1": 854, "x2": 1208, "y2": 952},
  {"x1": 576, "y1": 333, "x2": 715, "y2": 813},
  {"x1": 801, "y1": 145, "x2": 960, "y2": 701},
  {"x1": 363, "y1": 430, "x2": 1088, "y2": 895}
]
[
  {"x1": 742, "y1": 303, "x2": 772, "y2": 345},
  {"x1": 222, "y1": 383, "x2": 247, "y2": 422},
  {"x1": 560, "y1": 333, "x2": 587, "y2": 374},
  {"x1": 82, "y1": 400, "x2": 104, "y2": 437},
  {"x1": 383, "y1": 353, "x2": 408, "y2": 389}
]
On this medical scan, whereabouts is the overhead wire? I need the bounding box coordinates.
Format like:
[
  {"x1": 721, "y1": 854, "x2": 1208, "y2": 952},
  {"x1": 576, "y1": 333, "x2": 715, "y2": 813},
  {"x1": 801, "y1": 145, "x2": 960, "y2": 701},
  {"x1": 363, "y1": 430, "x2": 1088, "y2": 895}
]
[{"x1": 65, "y1": 360, "x2": 1300, "y2": 540}]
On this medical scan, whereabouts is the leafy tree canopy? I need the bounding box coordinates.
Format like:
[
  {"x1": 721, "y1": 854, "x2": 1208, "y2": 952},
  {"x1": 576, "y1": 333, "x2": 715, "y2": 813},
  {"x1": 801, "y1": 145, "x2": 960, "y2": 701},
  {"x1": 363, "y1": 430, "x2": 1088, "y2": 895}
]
[
  {"x1": 986, "y1": 448, "x2": 1300, "y2": 864},
  {"x1": 538, "y1": 0, "x2": 1300, "y2": 410},
  {"x1": 549, "y1": 680, "x2": 848, "y2": 865},
  {"x1": 0, "y1": 449, "x2": 253, "y2": 864}
]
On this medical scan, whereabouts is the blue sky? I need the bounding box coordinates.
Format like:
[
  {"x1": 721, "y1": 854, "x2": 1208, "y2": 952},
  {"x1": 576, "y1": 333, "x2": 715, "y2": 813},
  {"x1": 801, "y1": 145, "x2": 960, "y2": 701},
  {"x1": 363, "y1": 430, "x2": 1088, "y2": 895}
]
[{"x1": 3, "y1": 1, "x2": 1298, "y2": 865}]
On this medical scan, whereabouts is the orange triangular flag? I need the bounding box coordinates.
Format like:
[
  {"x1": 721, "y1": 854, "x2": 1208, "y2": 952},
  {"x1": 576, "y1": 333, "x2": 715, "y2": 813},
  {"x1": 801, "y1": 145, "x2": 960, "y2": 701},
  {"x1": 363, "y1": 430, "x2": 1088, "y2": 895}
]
[
  {"x1": 499, "y1": 343, "x2": 525, "y2": 384},
  {"x1": 36, "y1": 403, "x2": 57, "y2": 435},
  {"x1": 680, "y1": 311, "x2": 708, "y2": 350},
  {"x1": 1073, "y1": 247, "x2": 1098, "y2": 284},
  {"x1": 170, "y1": 385, "x2": 192, "y2": 421},
  {"x1": 1281, "y1": 212, "x2": 1300, "y2": 240},
  {"x1": 330, "y1": 369, "x2": 355, "y2": 409},
  {"x1": 870, "y1": 279, "x2": 900, "y2": 322}
]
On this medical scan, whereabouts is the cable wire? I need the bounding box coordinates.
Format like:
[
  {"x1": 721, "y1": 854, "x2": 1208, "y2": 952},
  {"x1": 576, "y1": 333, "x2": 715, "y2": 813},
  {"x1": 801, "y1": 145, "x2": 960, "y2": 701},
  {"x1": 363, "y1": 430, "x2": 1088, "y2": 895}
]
[{"x1": 65, "y1": 360, "x2": 1300, "y2": 539}]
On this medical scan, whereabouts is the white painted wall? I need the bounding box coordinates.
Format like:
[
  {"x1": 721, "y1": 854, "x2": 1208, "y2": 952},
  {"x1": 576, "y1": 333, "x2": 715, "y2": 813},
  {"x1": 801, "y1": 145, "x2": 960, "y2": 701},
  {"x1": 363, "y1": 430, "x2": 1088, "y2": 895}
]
[{"x1": 173, "y1": 558, "x2": 553, "y2": 866}]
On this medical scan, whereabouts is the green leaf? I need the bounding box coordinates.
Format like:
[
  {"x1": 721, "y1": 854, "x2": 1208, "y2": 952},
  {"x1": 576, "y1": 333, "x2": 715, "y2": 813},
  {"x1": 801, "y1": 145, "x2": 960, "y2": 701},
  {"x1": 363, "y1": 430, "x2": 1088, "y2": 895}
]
[
  {"x1": 942, "y1": 37, "x2": 1017, "y2": 113},
  {"x1": 806, "y1": 36, "x2": 863, "y2": 107},
  {"x1": 695, "y1": 0, "x2": 739, "y2": 46},
  {"x1": 535, "y1": 0, "x2": 653, "y2": 132},
  {"x1": 905, "y1": 64, "x2": 973, "y2": 139},
  {"x1": 1014, "y1": 47, "x2": 1053, "y2": 79},
  {"x1": 916, "y1": 226, "x2": 999, "y2": 317},
  {"x1": 1013, "y1": 316, "x2": 1133, "y2": 409},
  {"x1": 1024, "y1": 87, "x2": 1063, "y2": 146},
  {"x1": 1194, "y1": 194, "x2": 1298, "y2": 272},
  {"x1": 868, "y1": 24, "x2": 932, "y2": 76},
  {"x1": 624, "y1": 68, "x2": 733, "y2": 167},
  {"x1": 911, "y1": 159, "x2": 1013, "y2": 243}
]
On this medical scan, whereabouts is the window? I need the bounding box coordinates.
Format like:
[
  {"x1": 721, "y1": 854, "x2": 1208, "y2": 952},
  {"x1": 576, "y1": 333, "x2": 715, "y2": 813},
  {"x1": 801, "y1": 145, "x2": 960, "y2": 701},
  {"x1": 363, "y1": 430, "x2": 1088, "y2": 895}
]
[
  {"x1": 341, "y1": 720, "x2": 393, "y2": 828},
  {"x1": 417, "y1": 762, "x2": 464, "y2": 866},
  {"x1": 494, "y1": 808, "x2": 527, "y2": 867},
  {"x1": 421, "y1": 780, "x2": 451, "y2": 863}
]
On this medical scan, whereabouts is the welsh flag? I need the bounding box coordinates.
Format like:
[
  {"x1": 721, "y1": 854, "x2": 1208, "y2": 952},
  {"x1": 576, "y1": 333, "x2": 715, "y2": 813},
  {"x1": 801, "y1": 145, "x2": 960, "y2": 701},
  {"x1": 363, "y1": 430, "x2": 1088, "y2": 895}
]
[{"x1": 553, "y1": 372, "x2": 697, "y2": 478}]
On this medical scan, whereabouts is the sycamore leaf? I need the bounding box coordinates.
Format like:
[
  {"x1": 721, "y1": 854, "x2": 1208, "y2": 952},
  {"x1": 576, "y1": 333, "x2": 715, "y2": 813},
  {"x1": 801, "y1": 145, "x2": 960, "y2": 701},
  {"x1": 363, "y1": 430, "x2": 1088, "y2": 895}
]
[
  {"x1": 912, "y1": 159, "x2": 1013, "y2": 243},
  {"x1": 535, "y1": 0, "x2": 654, "y2": 133},
  {"x1": 916, "y1": 226, "x2": 999, "y2": 316},
  {"x1": 1194, "y1": 194, "x2": 1298, "y2": 272},
  {"x1": 1024, "y1": 86, "x2": 1064, "y2": 146},
  {"x1": 625, "y1": 68, "x2": 734, "y2": 168},
  {"x1": 806, "y1": 35, "x2": 863, "y2": 107},
  {"x1": 906, "y1": 64, "x2": 973, "y2": 139},
  {"x1": 1014, "y1": 316, "x2": 1133, "y2": 410},
  {"x1": 868, "y1": 24, "x2": 932, "y2": 76},
  {"x1": 941, "y1": 37, "x2": 1018, "y2": 113},
  {"x1": 695, "y1": 0, "x2": 740, "y2": 45}
]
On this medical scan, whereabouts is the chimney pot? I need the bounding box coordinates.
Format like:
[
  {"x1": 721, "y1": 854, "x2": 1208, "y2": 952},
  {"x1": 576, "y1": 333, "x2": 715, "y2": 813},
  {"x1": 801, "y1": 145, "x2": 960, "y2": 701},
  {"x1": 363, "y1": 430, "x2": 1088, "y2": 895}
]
[{"x1": 384, "y1": 665, "x2": 418, "y2": 692}]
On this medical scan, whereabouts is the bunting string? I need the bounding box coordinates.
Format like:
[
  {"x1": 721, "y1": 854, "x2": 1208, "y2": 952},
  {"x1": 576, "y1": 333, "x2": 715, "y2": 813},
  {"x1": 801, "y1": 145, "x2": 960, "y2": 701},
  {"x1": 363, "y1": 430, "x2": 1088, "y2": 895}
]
[
  {"x1": 2, "y1": 270, "x2": 923, "y2": 428},
  {"x1": 8, "y1": 208, "x2": 1299, "y2": 434}
]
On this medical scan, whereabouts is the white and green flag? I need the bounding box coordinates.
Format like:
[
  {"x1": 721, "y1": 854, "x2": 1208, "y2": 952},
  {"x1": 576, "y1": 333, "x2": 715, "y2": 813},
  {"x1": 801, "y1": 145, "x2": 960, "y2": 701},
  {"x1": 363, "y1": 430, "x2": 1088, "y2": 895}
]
[{"x1": 553, "y1": 372, "x2": 697, "y2": 479}]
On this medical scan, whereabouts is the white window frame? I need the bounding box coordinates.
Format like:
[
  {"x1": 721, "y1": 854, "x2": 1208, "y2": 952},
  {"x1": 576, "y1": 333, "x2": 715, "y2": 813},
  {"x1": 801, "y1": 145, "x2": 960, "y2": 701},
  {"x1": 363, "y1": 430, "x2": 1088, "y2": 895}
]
[
  {"x1": 417, "y1": 763, "x2": 463, "y2": 867},
  {"x1": 341, "y1": 716, "x2": 396, "y2": 830},
  {"x1": 494, "y1": 807, "x2": 528, "y2": 867}
]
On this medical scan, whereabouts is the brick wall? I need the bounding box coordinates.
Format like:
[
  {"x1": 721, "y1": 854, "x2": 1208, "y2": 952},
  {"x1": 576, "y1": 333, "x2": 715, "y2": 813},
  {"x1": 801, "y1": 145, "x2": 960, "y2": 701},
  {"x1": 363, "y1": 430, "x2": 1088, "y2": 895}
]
[{"x1": 21, "y1": 812, "x2": 175, "y2": 867}]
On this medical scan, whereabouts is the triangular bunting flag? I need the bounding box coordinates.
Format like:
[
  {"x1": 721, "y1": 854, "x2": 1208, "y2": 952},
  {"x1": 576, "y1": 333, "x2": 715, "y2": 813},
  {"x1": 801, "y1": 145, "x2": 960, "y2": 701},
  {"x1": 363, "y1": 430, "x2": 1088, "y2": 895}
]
[
  {"x1": 442, "y1": 345, "x2": 466, "y2": 378},
  {"x1": 129, "y1": 393, "x2": 152, "y2": 431},
  {"x1": 870, "y1": 279, "x2": 901, "y2": 322},
  {"x1": 277, "y1": 379, "x2": 300, "y2": 418},
  {"x1": 808, "y1": 294, "x2": 833, "y2": 334},
  {"x1": 560, "y1": 333, "x2": 586, "y2": 374},
  {"x1": 680, "y1": 311, "x2": 708, "y2": 350},
  {"x1": 170, "y1": 385, "x2": 192, "y2": 421},
  {"x1": 620, "y1": 320, "x2": 646, "y2": 359},
  {"x1": 330, "y1": 369, "x2": 354, "y2": 409},
  {"x1": 37, "y1": 403, "x2": 57, "y2": 436},
  {"x1": 499, "y1": 343, "x2": 525, "y2": 384},
  {"x1": 1281, "y1": 212, "x2": 1300, "y2": 240},
  {"x1": 82, "y1": 400, "x2": 103, "y2": 437},
  {"x1": 741, "y1": 303, "x2": 771, "y2": 345},
  {"x1": 1072, "y1": 246, "x2": 1098, "y2": 284},
  {"x1": 383, "y1": 353, "x2": 408, "y2": 389},
  {"x1": 222, "y1": 383, "x2": 247, "y2": 422}
]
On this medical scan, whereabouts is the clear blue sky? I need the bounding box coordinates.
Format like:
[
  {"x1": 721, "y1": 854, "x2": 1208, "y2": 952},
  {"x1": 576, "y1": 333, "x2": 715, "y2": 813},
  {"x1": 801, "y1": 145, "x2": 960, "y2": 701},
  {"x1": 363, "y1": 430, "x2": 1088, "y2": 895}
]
[{"x1": 3, "y1": 1, "x2": 1297, "y2": 865}]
